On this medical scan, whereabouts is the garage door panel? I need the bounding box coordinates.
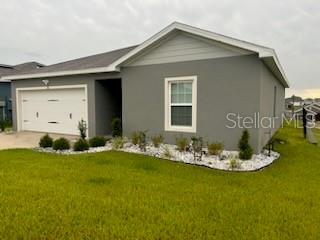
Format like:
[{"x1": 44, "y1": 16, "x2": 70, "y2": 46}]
[{"x1": 19, "y1": 88, "x2": 87, "y2": 135}]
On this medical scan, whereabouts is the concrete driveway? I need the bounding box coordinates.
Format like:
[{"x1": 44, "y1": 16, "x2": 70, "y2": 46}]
[{"x1": 0, "y1": 131, "x2": 78, "y2": 150}]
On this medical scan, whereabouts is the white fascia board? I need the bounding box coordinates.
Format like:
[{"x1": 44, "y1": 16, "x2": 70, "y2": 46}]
[
  {"x1": 0, "y1": 78, "x2": 11, "y2": 82},
  {"x1": 2, "y1": 65, "x2": 120, "y2": 80}
]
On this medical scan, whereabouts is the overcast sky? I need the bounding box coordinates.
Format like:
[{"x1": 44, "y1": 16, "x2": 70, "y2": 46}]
[{"x1": 0, "y1": 0, "x2": 319, "y2": 97}]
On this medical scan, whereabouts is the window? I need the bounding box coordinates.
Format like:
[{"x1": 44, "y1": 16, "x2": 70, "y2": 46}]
[{"x1": 165, "y1": 76, "x2": 197, "y2": 132}]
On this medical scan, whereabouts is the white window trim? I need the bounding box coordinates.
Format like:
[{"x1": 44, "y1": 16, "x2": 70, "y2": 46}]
[{"x1": 164, "y1": 76, "x2": 197, "y2": 133}]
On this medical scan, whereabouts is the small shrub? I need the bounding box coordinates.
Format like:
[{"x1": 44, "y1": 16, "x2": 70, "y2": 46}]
[
  {"x1": 175, "y1": 135, "x2": 189, "y2": 152},
  {"x1": 151, "y1": 134, "x2": 164, "y2": 148},
  {"x1": 53, "y1": 138, "x2": 70, "y2": 151},
  {"x1": 131, "y1": 131, "x2": 140, "y2": 145},
  {"x1": 112, "y1": 137, "x2": 125, "y2": 149},
  {"x1": 39, "y1": 134, "x2": 53, "y2": 148},
  {"x1": 131, "y1": 131, "x2": 147, "y2": 151},
  {"x1": 207, "y1": 142, "x2": 224, "y2": 155},
  {"x1": 78, "y1": 119, "x2": 87, "y2": 139},
  {"x1": 229, "y1": 157, "x2": 241, "y2": 170},
  {"x1": 73, "y1": 138, "x2": 89, "y2": 152},
  {"x1": 0, "y1": 120, "x2": 12, "y2": 132},
  {"x1": 238, "y1": 130, "x2": 253, "y2": 160},
  {"x1": 191, "y1": 137, "x2": 204, "y2": 161},
  {"x1": 162, "y1": 146, "x2": 173, "y2": 159},
  {"x1": 89, "y1": 136, "x2": 107, "y2": 148},
  {"x1": 111, "y1": 118, "x2": 122, "y2": 137}
]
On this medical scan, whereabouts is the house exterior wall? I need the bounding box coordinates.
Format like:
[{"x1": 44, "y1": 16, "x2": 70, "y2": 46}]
[
  {"x1": 10, "y1": 73, "x2": 121, "y2": 137},
  {"x1": 259, "y1": 63, "x2": 285, "y2": 150},
  {"x1": 0, "y1": 82, "x2": 12, "y2": 121},
  {"x1": 121, "y1": 54, "x2": 264, "y2": 152}
]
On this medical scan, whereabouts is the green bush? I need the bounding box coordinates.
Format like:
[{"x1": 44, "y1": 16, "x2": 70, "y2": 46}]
[
  {"x1": 111, "y1": 118, "x2": 122, "y2": 137},
  {"x1": 0, "y1": 120, "x2": 12, "y2": 132},
  {"x1": 207, "y1": 142, "x2": 224, "y2": 155},
  {"x1": 238, "y1": 130, "x2": 253, "y2": 160},
  {"x1": 89, "y1": 136, "x2": 107, "y2": 148},
  {"x1": 175, "y1": 135, "x2": 189, "y2": 152},
  {"x1": 73, "y1": 138, "x2": 89, "y2": 152},
  {"x1": 78, "y1": 119, "x2": 87, "y2": 139},
  {"x1": 39, "y1": 134, "x2": 53, "y2": 148},
  {"x1": 151, "y1": 134, "x2": 164, "y2": 148},
  {"x1": 53, "y1": 138, "x2": 70, "y2": 151},
  {"x1": 112, "y1": 137, "x2": 125, "y2": 149}
]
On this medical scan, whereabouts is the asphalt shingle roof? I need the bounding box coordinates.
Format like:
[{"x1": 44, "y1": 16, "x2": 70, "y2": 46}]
[
  {"x1": 0, "y1": 62, "x2": 45, "y2": 77},
  {"x1": 7, "y1": 46, "x2": 138, "y2": 77}
]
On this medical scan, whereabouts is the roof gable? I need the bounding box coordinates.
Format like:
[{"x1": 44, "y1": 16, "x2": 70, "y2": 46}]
[{"x1": 124, "y1": 31, "x2": 253, "y2": 67}]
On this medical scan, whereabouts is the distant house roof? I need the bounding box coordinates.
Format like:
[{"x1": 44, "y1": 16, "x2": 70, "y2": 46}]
[
  {"x1": 1, "y1": 22, "x2": 289, "y2": 87},
  {"x1": 295, "y1": 103, "x2": 320, "y2": 115},
  {"x1": 285, "y1": 96, "x2": 303, "y2": 104},
  {"x1": 0, "y1": 62, "x2": 45, "y2": 81}
]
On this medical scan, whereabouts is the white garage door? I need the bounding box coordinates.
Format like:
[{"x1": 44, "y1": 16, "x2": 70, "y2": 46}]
[{"x1": 19, "y1": 87, "x2": 87, "y2": 135}]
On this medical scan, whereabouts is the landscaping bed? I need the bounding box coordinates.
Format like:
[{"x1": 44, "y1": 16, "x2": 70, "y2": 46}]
[{"x1": 35, "y1": 141, "x2": 280, "y2": 171}]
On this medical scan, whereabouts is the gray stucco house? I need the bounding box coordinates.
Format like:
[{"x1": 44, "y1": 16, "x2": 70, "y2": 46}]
[
  {"x1": 0, "y1": 62, "x2": 44, "y2": 121},
  {"x1": 0, "y1": 22, "x2": 289, "y2": 152}
]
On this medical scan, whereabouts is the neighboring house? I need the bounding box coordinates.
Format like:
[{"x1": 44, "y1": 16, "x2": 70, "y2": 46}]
[
  {"x1": 295, "y1": 103, "x2": 320, "y2": 122},
  {"x1": 304, "y1": 98, "x2": 314, "y2": 105},
  {"x1": 0, "y1": 62, "x2": 44, "y2": 121},
  {"x1": 285, "y1": 96, "x2": 303, "y2": 110},
  {"x1": 0, "y1": 22, "x2": 289, "y2": 153}
]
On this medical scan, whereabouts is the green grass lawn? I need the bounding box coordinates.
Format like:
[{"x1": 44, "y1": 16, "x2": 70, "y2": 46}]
[{"x1": 0, "y1": 125, "x2": 320, "y2": 239}]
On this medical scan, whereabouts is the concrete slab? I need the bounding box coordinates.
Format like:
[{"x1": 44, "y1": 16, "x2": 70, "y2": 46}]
[{"x1": 0, "y1": 131, "x2": 78, "y2": 150}]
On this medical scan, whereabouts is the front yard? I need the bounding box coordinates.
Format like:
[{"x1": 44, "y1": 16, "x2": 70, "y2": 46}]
[{"x1": 0, "y1": 125, "x2": 320, "y2": 239}]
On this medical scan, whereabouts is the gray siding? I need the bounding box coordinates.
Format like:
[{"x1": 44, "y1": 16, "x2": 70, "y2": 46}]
[
  {"x1": 126, "y1": 32, "x2": 252, "y2": 67},
  {"x1": 259, "y1": 63, "x2": 285, "y2": 149},
  {"x1": 122, "y1": 54, "x2": 263, "y2": 152}
]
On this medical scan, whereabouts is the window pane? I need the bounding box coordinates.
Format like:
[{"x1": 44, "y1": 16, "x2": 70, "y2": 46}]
[
  {"x1": 171, "y1": 106, "x2": 192, "y2": 126},
  {"x1": 171, "y1": 82, "x2": 192, "y2": 104}
]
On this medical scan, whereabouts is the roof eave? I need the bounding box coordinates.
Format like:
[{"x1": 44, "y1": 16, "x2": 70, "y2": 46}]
[{"x1": 2, "y1": 66, "x2": 120, "y2": 80}]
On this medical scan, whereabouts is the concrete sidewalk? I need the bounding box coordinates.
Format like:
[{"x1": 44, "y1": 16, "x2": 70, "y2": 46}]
[{"x1": 0, "y1": 131, "x2": 78, "y2": 150}]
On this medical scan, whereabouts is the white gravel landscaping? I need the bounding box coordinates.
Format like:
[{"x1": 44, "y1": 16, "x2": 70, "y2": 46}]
[{"x1": 34, "y1": 141, "x2": 280, "y2": 172}]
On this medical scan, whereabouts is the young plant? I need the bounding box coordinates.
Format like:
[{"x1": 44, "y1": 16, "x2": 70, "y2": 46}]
[
  {"x1": 131, "y1": 131, "x2": 147, "y2": 151},
  {"x1": 53, "y1": 138, "x2": 70, "y2": 151},
  {"x1": 39, "y1": 134, "x2": 53, "y2": 148},
  {"x1": 207, "y1": 142, "x2": 224, "y2": 156},
  {"x1": 191, "y1": 137, "x2": 204, "y2": 161},
  {"x1": 131, "y1": 131, "x2": 140, "y2": 145},
  {"x1": 229, "y1": 157, "x2": 241, "y2": 170},
  {"x1": 238, "y1": 130, "x2": 253, "y2": 160},
  {"x1": 111, "y1": 118, "x2": 122, "y2": 137},
  {"x1": 78, "y1": 119, "x2": 87, "y2": 139},
  {"x1": 112, "y1": 137, "x2": 125, "y2": 149},
  {"x1": 175, "y1": 135, "x2": 189, "y2": 152},
  {"x1": 151, "y1": 134, "x2": 164, "y2": 148},
  {"x1": 162, "y1": 145, "x2": 173, "y2": 159},
  {"x1": 89, "y1": 136, "x2": 107, "y2": 148},
  {"x1": 73, "y1": 138, "x2": 89, "y2": 152}
]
